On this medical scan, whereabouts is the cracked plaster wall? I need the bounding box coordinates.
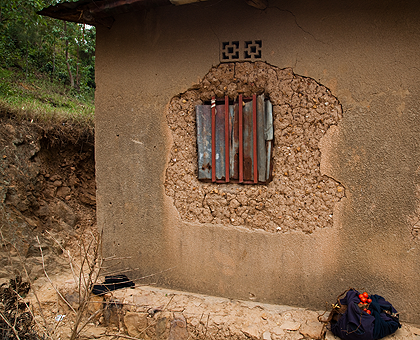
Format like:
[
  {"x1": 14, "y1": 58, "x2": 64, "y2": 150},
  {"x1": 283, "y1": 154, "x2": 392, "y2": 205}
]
[
  {"x1": 95, "y1": 0, "x2": 420, "y2": 323},
  {"x1": 165, "y1": 62, "x2": 344, "y2": 233}
]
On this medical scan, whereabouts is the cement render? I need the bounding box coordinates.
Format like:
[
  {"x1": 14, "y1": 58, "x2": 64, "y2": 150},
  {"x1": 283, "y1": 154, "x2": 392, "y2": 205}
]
[{"x1": 94, "y1": 0, "x2": 420, "y2": 323}]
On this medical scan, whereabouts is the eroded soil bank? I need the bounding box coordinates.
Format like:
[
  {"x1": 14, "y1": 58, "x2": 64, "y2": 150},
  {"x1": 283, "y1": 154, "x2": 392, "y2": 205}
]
[{"x1": 0, "y1": 113, "x2": 96, "y2": 282}]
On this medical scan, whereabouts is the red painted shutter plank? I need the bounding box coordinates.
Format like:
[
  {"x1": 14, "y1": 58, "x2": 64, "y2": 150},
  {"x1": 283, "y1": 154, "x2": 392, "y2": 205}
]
[
  {"x1": 242, "y1": 99, "x2": 253, "y2": 181},
  {"x1": 215, "y1": 103, "x2": 226, "y2": 180},
  {"x1": 211, "y1": 97, "x2": 216, "y2": 182},
  {"x1": 225, "y1": 96, "x2": 230, "y2": 182},
  {"x1": 239, "y1": 94, "x2": 244, "y2": 183},
  {"x1": 252, "y1": 94, "x2": 258, "y2": 183}
]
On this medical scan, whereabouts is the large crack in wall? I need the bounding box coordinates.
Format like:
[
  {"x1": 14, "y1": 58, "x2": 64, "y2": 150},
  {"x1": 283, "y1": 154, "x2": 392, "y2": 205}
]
[{"x1": 165, "y1": 62, "x2": 344, "y2": 233}]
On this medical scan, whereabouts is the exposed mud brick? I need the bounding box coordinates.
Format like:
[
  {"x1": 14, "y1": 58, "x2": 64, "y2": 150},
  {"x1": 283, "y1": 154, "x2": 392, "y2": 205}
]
[{"x1": 165, "y1": 62, "x2": 344, "y2": 233}]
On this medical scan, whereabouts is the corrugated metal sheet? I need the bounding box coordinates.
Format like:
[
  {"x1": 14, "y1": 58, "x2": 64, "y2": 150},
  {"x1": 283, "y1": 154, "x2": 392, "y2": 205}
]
[
  {"x1": 229, "y1": 103, "x2": 239, "y2": 180},
  {"x1": 38, "y1": 0, "x2": 173, "y2": 27},
  {"x1": 242, "y1": 99, "x2": 253, "y2": 182},
  {"x1": 196, "y1": 95, "x2": 273, "y2": 184},
  {"x1": 265, "y1": 100, "x2": 273, "y2": 180},
  {"x1": 38, "y1": 0, "x2": 208, "y2": 27},
  {"x1": 257, "y1": 94, "x2": 266, "y2": 183},
  {"x1": 196, "y1": 105, "x2": 212, "y2": 180},
  {"x1": 215, "y1": 102, "x2": 226, "y2": 181}
]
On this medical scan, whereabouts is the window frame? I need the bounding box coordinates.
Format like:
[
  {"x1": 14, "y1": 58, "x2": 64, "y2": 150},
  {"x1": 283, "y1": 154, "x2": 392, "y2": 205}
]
[{"x1": 196, "y1": 94, "x2": 273, "y2": 184}]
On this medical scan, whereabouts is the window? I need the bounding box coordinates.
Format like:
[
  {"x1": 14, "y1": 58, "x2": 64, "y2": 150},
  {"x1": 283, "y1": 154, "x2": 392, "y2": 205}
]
[{"x1": 196, "y1": 94, "x2": 273, "y2": 184}]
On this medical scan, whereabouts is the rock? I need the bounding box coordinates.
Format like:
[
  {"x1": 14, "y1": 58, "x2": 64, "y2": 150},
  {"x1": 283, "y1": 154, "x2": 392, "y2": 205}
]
[
  {"x1": 62, "y1": 291, "x2": 80, "y2": 311},
  {"x1": 413, "y1": 327, "x2": 420, "y2": 335},
  {"x1": 103, "y1": 301, "x2": 122, "y2": 327},
  {"x1": 44, "y1": 185, "x2": 56, "y2": 198},
  {"x1": 36, "y1": 201, "x2": 50, "y2": 217},
  {"x1": 87, "y1": 294, "x2": 104, "y2": 317},
  {"x1": 81, "y1": 324, "x2": 106, "y2": 338},
  {"x1": 56, "y1": 186, "x2": 71, "y2": 198},
  {"x1": 49, "y1": 175, "x2": 62, "y2": 182},
  {"x1": 58, "y1": 220, "x2": 75, "y2": 234},
  {"x1": 124, "y1": 311, "x2": 148, "y2": 337},
  {"x1": 262, "y1": 331, "x2": 272, "y2": 340},
  {"x1": 211, "y1": 315, "x2": 225, "y2": 325},
  {"x1": 52, "y1": 199, "x2": 77, "y2": 227},
  {"x1": 80, "y1": 192, "x2": 96, "y2": 205},
  {"x1": 5, "y1": 124, "x2": 15, "y2": 134},
  {"x1": 156, "y1": 316, "x2": 170, "y2": 340},
  {"x1": 299, "y1": 321, "x2": 324, "y2": 339},
  {"x1": 53, "y1": 180, "x2": 63, "y2": 187},
  {"x1": 393, "y1": 325, "x2": 416, "y2": 338},
  {"x1": 279, "y1": 320, "x2": 301, "y2": 331},
  {"x1": 242, "y1": 324, "x2": 260, "y2": 339},
  {"x1": 168, "y1": 314, "x2": 188, "y2": 340},
  {"x1": 325, "y1": 330, "x2": 340, "y2": 340},
  {"x1": 271, "y1": 326, "x2": 285, "y2": 336}
]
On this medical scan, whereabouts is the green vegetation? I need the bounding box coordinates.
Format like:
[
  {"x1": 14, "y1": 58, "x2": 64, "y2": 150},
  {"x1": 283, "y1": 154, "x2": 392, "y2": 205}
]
[
  {"x1": 0, "y1": 66, "x2": 94, "y2": 125},
  {"x1": 0, "y1": 0, "x2": 95, "y2": 126}
]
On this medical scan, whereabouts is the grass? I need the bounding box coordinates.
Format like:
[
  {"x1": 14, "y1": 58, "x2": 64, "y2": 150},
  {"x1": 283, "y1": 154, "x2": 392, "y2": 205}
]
[{"x1": 0, "y1": 66, "x2": 95, "y2": 127}]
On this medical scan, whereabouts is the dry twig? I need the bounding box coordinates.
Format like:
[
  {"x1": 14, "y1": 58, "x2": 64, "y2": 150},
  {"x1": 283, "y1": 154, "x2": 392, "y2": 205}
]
[{"x1": 36, "y1": 235, "x2": 77, "y2": 314}]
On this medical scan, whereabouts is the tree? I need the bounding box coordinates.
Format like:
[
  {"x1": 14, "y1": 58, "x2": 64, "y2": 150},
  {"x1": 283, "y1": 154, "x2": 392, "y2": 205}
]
[{"x1": 0, "y1": 0, "x2": 96, "y2": 91}]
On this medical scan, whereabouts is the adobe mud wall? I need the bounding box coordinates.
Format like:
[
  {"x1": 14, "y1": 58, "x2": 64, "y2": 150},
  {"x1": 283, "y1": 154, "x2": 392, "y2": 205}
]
[
  {"x1": 165, "y1": 63, "x2": 344, "y2": 233},
  {"x1": 95, "y1": 0, "x2": 420, "y2": 322}
]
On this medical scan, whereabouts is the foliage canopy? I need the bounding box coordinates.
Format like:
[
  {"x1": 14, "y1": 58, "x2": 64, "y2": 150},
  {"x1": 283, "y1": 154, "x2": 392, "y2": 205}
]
[{"x1": 0, "y1": 0, "x2": 96, "y2": 93}]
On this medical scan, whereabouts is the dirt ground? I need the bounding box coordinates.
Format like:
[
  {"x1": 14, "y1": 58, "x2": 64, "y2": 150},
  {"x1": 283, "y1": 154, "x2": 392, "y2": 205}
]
[{"x1": 23, "y1": 272, "x2": 420, "y2": 340}]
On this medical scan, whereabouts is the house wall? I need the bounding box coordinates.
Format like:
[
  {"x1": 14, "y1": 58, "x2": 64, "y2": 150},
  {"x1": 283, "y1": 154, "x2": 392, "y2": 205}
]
[{"x1": 95, "y1": 0, "x2": 420, "y2": 322}]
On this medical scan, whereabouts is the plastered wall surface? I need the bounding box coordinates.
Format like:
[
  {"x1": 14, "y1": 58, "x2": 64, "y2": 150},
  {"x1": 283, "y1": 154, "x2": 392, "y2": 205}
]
[{"x1": 95, "y1": 0, "x2": 420, "y2": 322}]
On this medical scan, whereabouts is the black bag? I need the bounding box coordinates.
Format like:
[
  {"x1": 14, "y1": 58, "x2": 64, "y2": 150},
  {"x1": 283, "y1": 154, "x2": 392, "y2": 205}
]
[
  {"x1": 328, "y1": 289, "x2": 401, "y2": 340},
  {"x1": 92, "y1": 275, "x2": 135, "y2": 295}
]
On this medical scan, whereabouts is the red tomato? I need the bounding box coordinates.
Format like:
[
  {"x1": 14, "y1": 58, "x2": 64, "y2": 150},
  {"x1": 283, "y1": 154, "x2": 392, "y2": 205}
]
[
  {"x1": 359, "y1": 294, "x2": 364, "y2": 300},
  {"x1": 361, "y1": 297, "x2": 367, "y2": 303},
  {"x1": 367, "y1": 298, "x2": 372, "y2": 303},
  {"x1": 363, "y1": 292, "x2": 369, "y2": 298},
  {"x1": 366, "y1": 310, "x2": 371, "y2": 315}
]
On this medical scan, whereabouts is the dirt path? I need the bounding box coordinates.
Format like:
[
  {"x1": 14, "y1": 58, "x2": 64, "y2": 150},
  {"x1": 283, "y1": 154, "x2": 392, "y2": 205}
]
[{"x1": 25, "y1": 270, "x2": 420, "y2": 340}]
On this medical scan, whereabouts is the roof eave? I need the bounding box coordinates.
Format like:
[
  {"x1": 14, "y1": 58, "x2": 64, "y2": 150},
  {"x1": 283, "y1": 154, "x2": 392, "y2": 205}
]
[{"x1": 38, "y1": 0, "x2": 208, "y2": 28}]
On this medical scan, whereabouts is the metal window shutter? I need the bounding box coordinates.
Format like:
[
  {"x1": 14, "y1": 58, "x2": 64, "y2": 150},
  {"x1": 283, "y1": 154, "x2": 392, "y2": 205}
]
[{"x1": 196, "y1": 95, "x2": 272, "y2": 184}]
